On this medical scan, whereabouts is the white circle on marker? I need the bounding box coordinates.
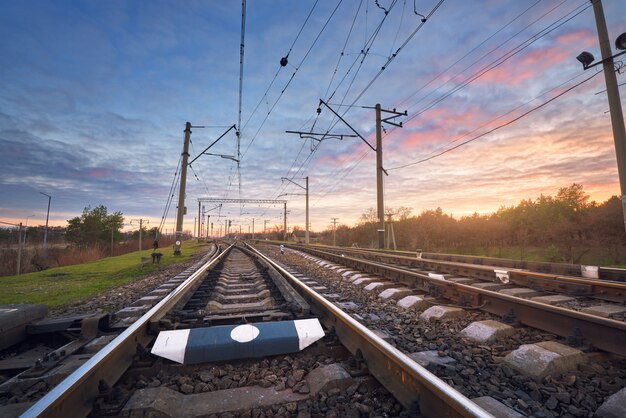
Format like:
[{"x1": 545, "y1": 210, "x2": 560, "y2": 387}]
[
  {"x1": 175, "y1": 241, "x2": 181, "y2": 246},
  {"x1": 230, "y1": 324, "x2": 260, "y2": 343}
]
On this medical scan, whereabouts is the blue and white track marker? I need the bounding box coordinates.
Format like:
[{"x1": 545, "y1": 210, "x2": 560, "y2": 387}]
[{"x1": 151, "y1": 318, "x2": 324, "y2": 364}]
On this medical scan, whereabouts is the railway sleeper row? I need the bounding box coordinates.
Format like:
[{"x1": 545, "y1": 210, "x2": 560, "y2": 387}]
[{"x1": 261, "y1": 244, "x2": 626, "y2": 418}]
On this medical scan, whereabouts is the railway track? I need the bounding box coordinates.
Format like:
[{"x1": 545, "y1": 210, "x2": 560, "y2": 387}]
[
  {"x1": 5, "y1": 242, "x2": 492, "y2": 418},
  {"x1": 260, "y1": 243, "x2": 626, "y2": 417},
  {"x1": 319, "y1": 245, "x2": 626, "y2": 282}
]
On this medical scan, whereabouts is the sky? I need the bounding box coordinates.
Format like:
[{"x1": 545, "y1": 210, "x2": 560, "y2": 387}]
[{"x1": 1, "y1": 0, "x2": 625, "y2": 236}]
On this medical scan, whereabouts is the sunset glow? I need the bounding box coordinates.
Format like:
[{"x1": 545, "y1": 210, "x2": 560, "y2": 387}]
[{"x1": 1, "y1": 0, "x2": 624, "y2": 233}]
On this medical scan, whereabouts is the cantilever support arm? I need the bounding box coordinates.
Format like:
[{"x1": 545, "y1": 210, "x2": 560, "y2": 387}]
[
  {"x1": 189, "y1": 124, "x2": 237, "y2": 166},
  {"x1": 318, "y1": 99, "x2": 376, "y2": 152}
]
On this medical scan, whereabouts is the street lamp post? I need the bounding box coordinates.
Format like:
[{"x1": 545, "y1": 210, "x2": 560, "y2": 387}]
[
  {"x1": 577, "y1": 0, "x2": 626, "y2": 230},
  {"x1": 39, "y1": 192, "x2": 51, "y2": 248}
]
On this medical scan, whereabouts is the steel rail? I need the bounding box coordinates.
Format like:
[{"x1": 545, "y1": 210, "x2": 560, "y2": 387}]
[
  {"x1": 309, "y1": 243, "x2": 626, "y2": 282},
  {"x1": 296, "y1": 245, "x2": 626, "y2": 301},
  {"x1": 245, "y1": 243, "x2": 493, "y2": 418},
  {"x1": 288, "y1": 245, "x2": 626, "y2": 357},
  {"x1": 22, "y1": 243, "x2": 231, "y2": 418}
]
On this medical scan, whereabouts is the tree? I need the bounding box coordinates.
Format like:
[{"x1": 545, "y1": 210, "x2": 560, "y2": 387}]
[
  {"x1": 589, "y1": 196, "x2": 625, "y2": 262},
  {"x1": 66, "y1": 205, "x2": 124, "y2": 247}
]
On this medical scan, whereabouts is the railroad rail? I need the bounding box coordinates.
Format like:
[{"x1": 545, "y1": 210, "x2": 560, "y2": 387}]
[
  {"x1": 284, "y1": 243, "x2": 626, "y2": 357},
  {"x1": 308, "y1": 244, "x2": 626, "y2": 282},
  {"x1": 18, "y1": 242, "x2": 492, "y2": 417},
  {"x1": 290, "y1": 244, "x2": 626, "y2": 302}
]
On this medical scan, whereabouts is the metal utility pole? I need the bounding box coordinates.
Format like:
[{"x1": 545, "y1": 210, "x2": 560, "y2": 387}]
[
  {"x1": 386, "y1": 213, "x2": 397, "y2": 250},
  {"x1": 374, "y1": 104, "x2": 407, "y2": 248},
  {"x1": 16, "y1": 222, "x2": 23, "y2": 275},
  {"x1": 264, "y1": 219, "x2": 269, "y2": 236},
  {"x1": 375, "y1": 104, "x2": 385, "y2": 249},
  {"x1": 197, "y1": 202, "x2": 202, "y2": 239},
  {"x1": 591, "y1": 0, "x2": 626, "y2": 231},
  {"x1": 131, "y1": 219, "x2": 147, "y2": 252},
  {"x1": 174, "y1": 122, "x2": 192, "y2": 255},
  {"x1": 317, "y1": 100, "x2": 405, "y2": 249},
  {"x1": 305, "y1": 176, "x2": 309, "y2": 244},
  {"x1": 331, "y1": 218, "x2": 339, "y2": 247},
  {"x1": 40, "y1": 192, "x2": 51, "y2": 248},
  {"x1": 283, "y1": 202, "x2": 287, "y2": 242},
  {"x1": 252, "y1": 218, "x2": 255, "y2": 239},
  {"x1": 281, "y1": 176, "x2": 309, "y2": 244}
]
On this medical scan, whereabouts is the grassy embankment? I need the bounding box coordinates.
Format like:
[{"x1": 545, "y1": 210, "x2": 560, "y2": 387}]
[{"x1": 0, "y1": 241, "x2": 208, "y2": 309}]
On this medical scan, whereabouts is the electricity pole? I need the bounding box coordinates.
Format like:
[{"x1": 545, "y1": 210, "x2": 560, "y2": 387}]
[
  {"x1": 131, "y1": 219, "x2": 148, "y2": 252},
  {"x1": 317, "y1": 100, "x2": 405, "y2": 249},
  {"x1": 197, "y1": 202, "x2": 202, "y2": 239},
  {"x1": 331, "y1": 218, "x2": 339, "y2": 247},
  {"x1": 375, "y1": 104, "x2": 385, "y2": 249},
  {"x1": 283, "y1": 202, "x2": 287, "y2": 242},
  {"x1": 280, "y1": 176, "x2": 309, "y2": 243},
  {"x1": 252, "y1": 218, "x2": 255, "y2": 239},
  {"x1": 375, "y1": 104, "x2": 406, "y2": 248},
  {"x1": 174, "y1": 122, "x2": 192, "y2": 255},
  {"x1": 305, "y1": 176, "x2": 309, "y2": 244},
  {"x1": 40, "y1": 192, "x2": 51, "y2": 248},
  {"x1": 591, "y1": 0, "x2": 626, "y2": 231},
  {"x1": 17, "y1": 222, "x2": 22, "y2": 275}
]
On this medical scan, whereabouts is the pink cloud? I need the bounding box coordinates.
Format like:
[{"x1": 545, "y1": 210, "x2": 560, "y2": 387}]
[
  {"x1": 473, "y1": 28, "x2": 595, "y2": 88},
  {"x1": 399, "y1": 105, "x2": 488, "y2": 148},
  {"x1": 554, "y1": 28, "x2": 595, "y2": 48},
  {"x1": 83, "y1": 168, "x2": 110, "y2": 178}
]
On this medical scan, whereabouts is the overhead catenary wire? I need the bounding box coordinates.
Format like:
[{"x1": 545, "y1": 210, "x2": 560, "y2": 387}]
[
  {"x1": 157, "y1": 153, "x2": 183, "y2": 234},
  {"x1": 396, "y1": 0, "x2": 545, "y2": 108},
  {"x1": 399, "y1": 69, "x2": 594, "y2": 167},
  {"x1": 301, "y1": 2, "x2": 598, "y2": 216},
  {"x1": 284, "y1": 0, "x2": 401, "y2": 183},
  {"x1": 388, "y1": 70, "x2": 602, "y2": 171},
  {"x1": 241, "y1": 0, "x2": 344, "y2": 160},
  {"x1": 237, "y1": 0, "x2": 247, "y2": 204},
  {"x1": 270, "y1": 0, "x2": 409, "y2": 219},
  {"x1": 286, "y1": 0, "x2": 437, "y2": 207},
  {"x1": 295, "y1": 70, "x2": 600, "y2": 219},
  {"x1": 238, "y1": 0, "x2": 321, "y2": 136},
  {"x1": 404, "y1": 0, "x2": 590, "y2": 124}
]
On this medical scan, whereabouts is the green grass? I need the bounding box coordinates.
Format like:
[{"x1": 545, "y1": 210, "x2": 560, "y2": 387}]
[{"x1": 0, "y1": 241, "x2": 208, "y2": 309}]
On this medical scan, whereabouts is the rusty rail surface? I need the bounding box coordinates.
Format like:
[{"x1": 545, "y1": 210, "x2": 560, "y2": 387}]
[
  {"x1": 286, "y1": 245, "x2": 626, "y2": 358},
  {"x1": 305, "y1": 244, "x2": 626, "y2": 282},
  {"x1": 246, "y1": 243, "x2": 493, "y2": 418},
  {"x1": 22, "y1": 243, "x2": 227, "y2": 418},
  {"x1": 294, "y1": 245, "x2": 626, "y2": 302}
]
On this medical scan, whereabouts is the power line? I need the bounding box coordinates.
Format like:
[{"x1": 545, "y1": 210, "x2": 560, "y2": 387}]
[
  {"x1": 158, "y1": 153, "x2": 183, "y2": 234},
  {"x1": 236, "y1": 0, "x2": 247, "y2": 203},
  {"x1": 388, "y1": 70, "x2": 601, "y2": 171},
  {"x1": 279, "y1": 0, "x2": 402, "y2": 195},
  {"x1": 347, "y1": 0, "x2": 445, "y2": 108},
  {"x1": 404, "y1": 1, "x2": 590, "y2": 124},
  {"x1": 241, "y1": 0, "x2": 344, "y2": 160},
  {"x1": 396, "y1": 0, "x2": 545, "y2": 108},
  {"x1": 403, "y1": 70, "x2": 592, "y2": 166}
]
